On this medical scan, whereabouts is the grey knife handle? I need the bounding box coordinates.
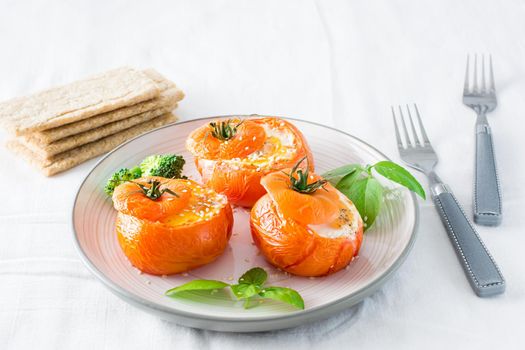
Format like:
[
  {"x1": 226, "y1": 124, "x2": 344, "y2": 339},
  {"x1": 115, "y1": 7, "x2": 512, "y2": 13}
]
[
  {"x1": 433, "y1": 190, "x2": 505, "y2": 297},
  {"x1": 474, "y1": 122, "x2": 502, "y2": 226}
]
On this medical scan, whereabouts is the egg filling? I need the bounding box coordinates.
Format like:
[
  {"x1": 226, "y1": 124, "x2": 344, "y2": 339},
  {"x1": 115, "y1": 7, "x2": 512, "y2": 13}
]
[
  {"x1": 224, "y1": 123, "x2": 298, "y2": 171},
  {"x1": 164, "y1": 180, "x2": 229, "y2": 226},
  {"x1": 308, "y1": 192, "x2": 360, "y2": 239}
]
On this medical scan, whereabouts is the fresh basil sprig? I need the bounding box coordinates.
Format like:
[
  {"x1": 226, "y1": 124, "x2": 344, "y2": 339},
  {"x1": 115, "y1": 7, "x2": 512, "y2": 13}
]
[
  {"x1": 165, "y1": 267, "x2": 304, "y2": 310},
  {"x1": 322, "y1": 160, "x2": 425, "y2": 230}
]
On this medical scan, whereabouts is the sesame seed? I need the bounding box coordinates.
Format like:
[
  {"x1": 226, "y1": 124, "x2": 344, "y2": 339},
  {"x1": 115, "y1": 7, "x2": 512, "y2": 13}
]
[
  {"x1": 245, "y1": 146, "x2": 249, "y2": 150},
  {"x1": 146, "y1": 280, "x2": 151, "y2": 285},
  {"x1": 252, "y1": 136, "x2": 257, "y2": 141},
  {"x1": 227, "y1": 276, "x2": 234, "y2": 281}
]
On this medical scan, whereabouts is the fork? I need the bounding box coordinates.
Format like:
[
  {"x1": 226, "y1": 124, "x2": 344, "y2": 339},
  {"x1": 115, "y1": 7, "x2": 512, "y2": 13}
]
[
  {"x1": 392, "y1": 104, "x2": 505, "y2": 297},
  {"x1": 463, "y1": 54, "x2": 502, "y2": 226}
]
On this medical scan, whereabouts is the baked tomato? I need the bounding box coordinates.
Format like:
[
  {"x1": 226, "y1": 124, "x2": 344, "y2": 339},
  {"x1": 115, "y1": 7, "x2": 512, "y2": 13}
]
[
  {"x1": 186, "y1": 117, "x2": 313, "y2": 207},
  {"x1": 250, "y1": 165, "x2": 363, "y2": 277},
  {"x1": 112, "y1": 176, "x2": 233, "y2": 275}
]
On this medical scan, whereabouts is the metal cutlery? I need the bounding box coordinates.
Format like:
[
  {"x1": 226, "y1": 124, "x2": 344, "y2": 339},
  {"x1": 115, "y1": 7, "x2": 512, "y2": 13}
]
[
  {"x1": 392, "y1": 104, "x2": 505, "y2": 297},
  {"x1": 463, "y1": 54, "x2": 502, "y2": 226}
]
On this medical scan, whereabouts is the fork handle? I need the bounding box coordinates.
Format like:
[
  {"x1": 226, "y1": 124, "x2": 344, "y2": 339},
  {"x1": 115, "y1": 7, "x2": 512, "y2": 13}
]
[
  {"x1": 432, "y1": 186, "x2": 505, "y2": 297},
  {"x1": 474, "y1": 117, "x2": 502, "y2": 226}
]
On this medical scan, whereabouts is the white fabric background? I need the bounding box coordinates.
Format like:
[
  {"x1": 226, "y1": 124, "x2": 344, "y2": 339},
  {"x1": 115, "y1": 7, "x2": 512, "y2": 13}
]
[{"x1": 1, "y1": 0, "x2": 524, "y2": 349}]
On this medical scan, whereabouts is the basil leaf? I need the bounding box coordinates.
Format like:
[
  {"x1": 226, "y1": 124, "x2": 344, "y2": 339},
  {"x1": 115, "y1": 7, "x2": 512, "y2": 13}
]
[
  {"x1": 335, "y1": 167, "x2": 365, "y2": 192},
  {"x1": 230, "y1": 283, "x2": 261, "y2": 299},
  {"x1": 321, "y1": 164, "x2": 362, "y2": 185},
  {"x1": 238, "y1": 267, "x2": 267, "y2": 286},
  {"x1": 340, "y1": 177, "x2": 383, "y2": 230},
  {"x1": 373, "y1": 161, "x2": 426, "y2": 199},
  {"x1": 165, "y1": 280, "x2": 229, "y2": 297},
  {"x1": 259, "y1": 287, "x2": 305, "y2": 309}
]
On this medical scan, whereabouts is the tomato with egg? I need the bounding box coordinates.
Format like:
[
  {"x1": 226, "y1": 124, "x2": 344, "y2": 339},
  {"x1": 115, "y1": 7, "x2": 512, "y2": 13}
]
[
  {"x1": 186, "y1": 117, "x2": 313, "y2": 207},
  {"x1": 250, "y1": 164, "x2": 363, "y2": 277},
  {"x1": 113, "y1": 176, "x2": 233, "y2": 275}
]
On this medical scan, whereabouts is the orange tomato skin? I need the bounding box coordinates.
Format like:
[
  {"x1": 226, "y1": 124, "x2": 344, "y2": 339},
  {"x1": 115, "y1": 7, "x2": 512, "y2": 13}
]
[
  {"x1": 112, "y1": 177, "x2": 191, "y2": 221},
  {"x1": 188, "y1": 117, "x2": 314, "y2": 207},
  {"x1": 116, "y1": 203, "x2": 233, "y2": 275},
  {"x1": 250, "y1": 194, "x2": 363, "y2": 277},
  {"x1": 195, "y1": 159, "x2": 270, "y2": 208},
  {"x1": 260, "y1": 171, "x2": 340, "y2": 225}
]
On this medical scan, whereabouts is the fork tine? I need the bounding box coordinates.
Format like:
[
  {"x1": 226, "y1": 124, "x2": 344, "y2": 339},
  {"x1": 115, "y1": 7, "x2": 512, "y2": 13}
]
[
  {"x1": 391, "y1": 107, "x2": 404, "y2": 149},
  {"x1": 473, "y1": 54, "x2": 478, "y2": 92},
  {"x1": 489, "y1": 55, "x2": 496, "y2": 92},
  {"x1": 481, "y1": 54, "x2": 486, "y2": 93},
  {"x1": 405, "y1": 104, "x2": 421, "y2": 145},
  {"x1": 464, "y1": 54, "x2": 470, "y2": 94},
  {"x1": 413, "y1": 104, "x2": 430, "y2": 145},
  {"x1": 398, "y1": 106, "x2": 412, "y2": 147}
]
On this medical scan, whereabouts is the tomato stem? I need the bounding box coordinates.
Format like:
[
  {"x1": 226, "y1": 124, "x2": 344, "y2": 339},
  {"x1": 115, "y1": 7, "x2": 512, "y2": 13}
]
[
  {"x1": 209, "y1": 119, "x2": 244, "y2": 141},
  {"x1": 286, "y1": 156, "x2": 327, "y2": 194},
  {"x1": 131, "y1": 180, "x2": 179, "y2": 200}
]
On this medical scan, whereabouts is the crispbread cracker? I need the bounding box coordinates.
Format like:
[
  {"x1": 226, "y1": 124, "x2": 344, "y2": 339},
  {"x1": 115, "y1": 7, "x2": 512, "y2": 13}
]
[
  {"x1": 6, "y1": 113, "x2": 177, "y2": 176},
  {"x1": 31, "y1": 87, "x2": 183, "y2": 144},
  {"x1": 28, "y1": 70, "x2": 184, "y2": 144},
  {"x1": 22, "y1": 104, "x2": 177, "y2": 159},
  {"x1": 0, "y1": 67, "x2": 160, "y2": 135}
]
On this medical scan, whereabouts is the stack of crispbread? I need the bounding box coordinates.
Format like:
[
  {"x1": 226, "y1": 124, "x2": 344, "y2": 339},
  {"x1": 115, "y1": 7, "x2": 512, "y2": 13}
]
[{"x1": 0, "y1": 67, "x2": 184, "y2": 176}]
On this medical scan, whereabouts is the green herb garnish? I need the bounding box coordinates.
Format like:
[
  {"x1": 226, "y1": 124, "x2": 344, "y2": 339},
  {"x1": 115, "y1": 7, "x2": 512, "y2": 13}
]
[
  {"x1": 209, "y1": 119, "x2": 243, "y2": 141},
  {"x1": 104, "y1": 153, "x2": 186, "y2": 197},
  {"x1": 104, "y1": 167, "x2": 142, "y2": 196},
  {"x1": 286, "y1": 156, "x2": 327, "y2": 194},
  {"x1": 140, "y1": 154, "x2": 186, "y2": 179},
  {"x1": 165, "y1": 267, "x2": 304, "y2": 310},
  {"x1": 132, "y1": 179, "x2": 179, "y2": 201},
  {"x1": 322, "y1": 160, "x2": 425, "y2": 230}
]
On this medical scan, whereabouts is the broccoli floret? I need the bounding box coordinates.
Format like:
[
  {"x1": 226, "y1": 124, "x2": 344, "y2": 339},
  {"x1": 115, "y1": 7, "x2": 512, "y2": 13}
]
[
  {"x1": 104, "y1": 166, "x2": 142, "y2": 196},
  {"x1": 140, "y1": 154, "x2": 186, "y2": 179}
]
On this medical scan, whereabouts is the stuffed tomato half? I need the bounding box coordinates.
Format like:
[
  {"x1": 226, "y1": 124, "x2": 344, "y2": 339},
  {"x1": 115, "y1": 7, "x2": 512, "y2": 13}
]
[
  {"x1": 186, "y1": 117, "x2": 313, "y2": 207},
  {"x1": 250, "y1": 161, "x2": 364, "y2": 277},
  {"x1": 112, "y1": 176, "x2": 233, "y2": 275}
]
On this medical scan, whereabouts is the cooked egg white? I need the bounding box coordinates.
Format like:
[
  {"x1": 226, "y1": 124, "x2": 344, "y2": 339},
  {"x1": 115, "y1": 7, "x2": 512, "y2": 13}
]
[{"x1": 308, "y1": 192, "x2": 361, "y2": 239}]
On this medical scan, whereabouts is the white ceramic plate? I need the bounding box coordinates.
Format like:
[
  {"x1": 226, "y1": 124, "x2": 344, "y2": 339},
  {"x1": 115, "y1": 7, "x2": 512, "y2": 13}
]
[{"x1": 72, "y1": 116, "x2": 418, "y2": 332}]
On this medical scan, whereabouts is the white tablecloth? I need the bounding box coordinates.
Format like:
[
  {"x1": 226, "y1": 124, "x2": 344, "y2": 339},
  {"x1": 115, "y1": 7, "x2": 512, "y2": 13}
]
[{"x1": 1, "y1": 0, "x2": 524, "y2": 349}]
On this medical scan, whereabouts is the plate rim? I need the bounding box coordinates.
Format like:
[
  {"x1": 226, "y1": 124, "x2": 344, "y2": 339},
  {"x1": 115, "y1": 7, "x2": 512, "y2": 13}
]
[{"x1": 71, "y1": 115, "x2": 419, "y2": 327}]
